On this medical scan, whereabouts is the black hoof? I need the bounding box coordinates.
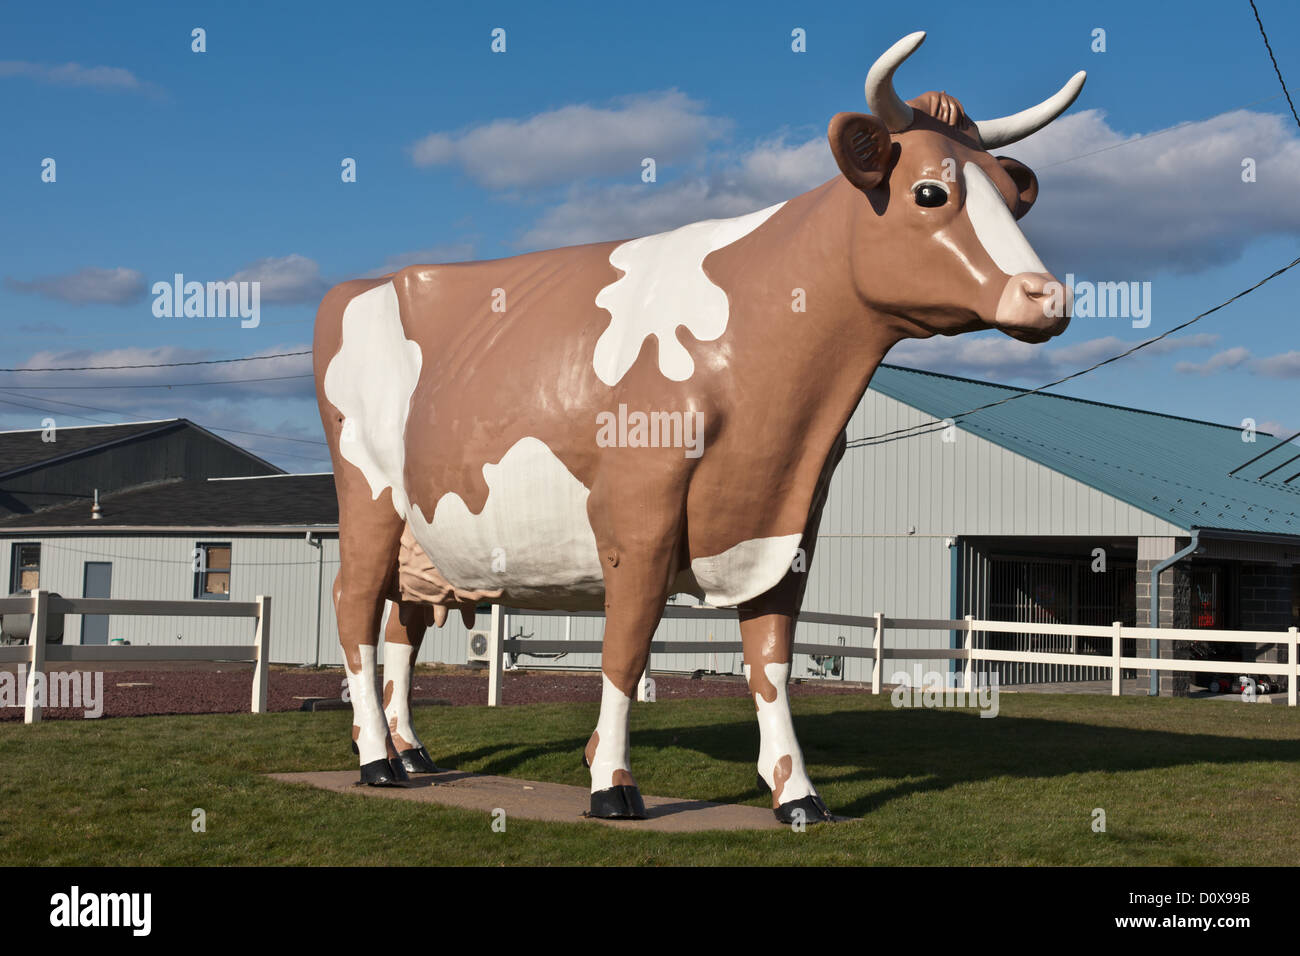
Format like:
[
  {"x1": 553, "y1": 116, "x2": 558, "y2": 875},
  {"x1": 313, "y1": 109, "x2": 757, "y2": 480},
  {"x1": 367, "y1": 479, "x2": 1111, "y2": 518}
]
[
  {"x1": 774, "y1": 793, "x2": 835, "y2": 825},
  {"x1": 589, "y1": 785, "x2": 647, "y2": 820},
  {"x1": 359, "y1": 757, "x2": 409, "y2": 787},
  {"x1": 398, "y1": 746, "x2": 442, "y2": 774}
]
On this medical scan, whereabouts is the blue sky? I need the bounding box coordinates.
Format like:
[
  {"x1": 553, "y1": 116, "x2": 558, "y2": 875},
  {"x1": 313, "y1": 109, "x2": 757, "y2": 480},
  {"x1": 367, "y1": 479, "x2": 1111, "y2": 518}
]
[{"x1": 1, "y1": 0, "x2": 1298, "y2": 471}]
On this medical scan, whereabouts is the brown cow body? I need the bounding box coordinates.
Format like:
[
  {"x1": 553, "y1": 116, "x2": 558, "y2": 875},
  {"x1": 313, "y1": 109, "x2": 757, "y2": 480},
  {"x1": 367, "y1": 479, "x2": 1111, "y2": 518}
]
[{"x1": 313, "y1": 31, "x2": 1084, "y2": 822}]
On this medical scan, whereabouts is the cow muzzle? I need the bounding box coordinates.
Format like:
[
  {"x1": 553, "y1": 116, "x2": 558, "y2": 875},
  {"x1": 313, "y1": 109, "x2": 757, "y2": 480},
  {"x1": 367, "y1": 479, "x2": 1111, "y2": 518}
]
[{"x1": 993, "y1": 271, "x2": 1070, "y2": 343}]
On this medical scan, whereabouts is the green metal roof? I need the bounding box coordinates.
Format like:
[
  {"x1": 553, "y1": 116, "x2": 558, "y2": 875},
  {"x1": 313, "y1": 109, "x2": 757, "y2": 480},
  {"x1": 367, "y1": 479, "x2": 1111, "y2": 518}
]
[{"x1": 866, "y1": 364, "x2": 1300, "y2": 537}]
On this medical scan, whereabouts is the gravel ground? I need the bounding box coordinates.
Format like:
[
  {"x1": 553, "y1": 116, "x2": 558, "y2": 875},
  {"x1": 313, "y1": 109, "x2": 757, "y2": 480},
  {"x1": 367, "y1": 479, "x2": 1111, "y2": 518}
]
[{"x1": 0, "y1": 664, "x2": 862, "y2": 721}]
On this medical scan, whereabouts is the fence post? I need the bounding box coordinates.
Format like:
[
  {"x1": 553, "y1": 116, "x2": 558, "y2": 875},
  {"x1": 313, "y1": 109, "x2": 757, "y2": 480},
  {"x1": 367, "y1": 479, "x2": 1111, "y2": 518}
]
[
  {"x1": 963, "y1": 615, "x2": 974, "y2": 694},
  {"x1": 1289, "y1": 627, "x2": 1297, "y2": 708},
  {"x1": 487, "y1": 604, "x2": 504, "y2": 707},
  {"x1": 25, "y1": 589, "x2": 48, "y2": 724},
  {"x1": 251, "y1": 595, "x2": 270, "y2": 714},
  {"x1": 872, "y1": 612, "x2": 884, "y2": 694},
  {"x1": 1111, "y1": 622, "x2": 1122, "y2": 697}
]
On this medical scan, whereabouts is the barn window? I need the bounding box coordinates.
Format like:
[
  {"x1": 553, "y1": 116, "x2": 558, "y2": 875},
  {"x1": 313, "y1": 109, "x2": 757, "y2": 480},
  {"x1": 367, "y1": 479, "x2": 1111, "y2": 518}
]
[
  {"x1": 193, "y1": 542, "x2": 232, "y2": 599},
  {"x1": 9, "y1": 543, "x2": 40, "y2": 592}
]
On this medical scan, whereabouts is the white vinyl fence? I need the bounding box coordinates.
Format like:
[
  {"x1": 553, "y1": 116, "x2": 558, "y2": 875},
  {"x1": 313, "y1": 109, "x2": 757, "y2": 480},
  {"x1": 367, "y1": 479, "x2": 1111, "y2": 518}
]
[
  {"x1": 486, "y1": 606, "x2": 1299, "y2": 707},
  {"x1": 0, "y1": 589, "x2": 271, "y2": 723}
]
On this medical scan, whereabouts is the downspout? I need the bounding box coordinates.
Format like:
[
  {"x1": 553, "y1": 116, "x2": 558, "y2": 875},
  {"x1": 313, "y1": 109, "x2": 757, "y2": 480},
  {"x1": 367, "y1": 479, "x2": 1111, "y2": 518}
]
[{"x1": 1147, "y1": 530, "x2": 1200, "y2": 696}]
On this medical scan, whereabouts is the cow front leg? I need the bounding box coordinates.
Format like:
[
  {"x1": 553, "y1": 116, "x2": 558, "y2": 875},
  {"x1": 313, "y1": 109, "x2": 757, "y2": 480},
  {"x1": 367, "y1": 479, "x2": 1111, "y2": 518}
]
[
  {"x1": 585, "y1": 588, "x2": 667, "y2": 819},
  {"x1": 583, "y1": 502, "x2": 682, "y2": 819},
  {"x1": 739, "y1": 608, "x2": 834, "y2": 824},
  {"x1": 382, "y1": 601, "x2": 442, "y2": 774}
]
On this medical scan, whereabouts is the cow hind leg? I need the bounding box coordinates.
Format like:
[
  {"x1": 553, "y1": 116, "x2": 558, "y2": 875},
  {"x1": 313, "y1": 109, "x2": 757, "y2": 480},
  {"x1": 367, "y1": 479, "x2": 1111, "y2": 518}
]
[
  {"x1": 382, "y1": 600, "x2": 443, "y2": 773},
  {"x1": 739, "y1": 608, "x2": 834, "y2": 825},
  {"x1": 334, "y1": 489, "x2": 409, "y2": 787}
]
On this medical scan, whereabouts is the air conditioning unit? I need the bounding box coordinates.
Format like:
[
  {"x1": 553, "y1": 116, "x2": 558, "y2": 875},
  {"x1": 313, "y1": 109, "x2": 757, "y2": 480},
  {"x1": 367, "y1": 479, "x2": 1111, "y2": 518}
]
[
  {"x1": 466, "y1": 629, "x2": 492, "y2": 663},
  {"x1": 1, "y1": 592, "x2": 65, "y2": 645}
]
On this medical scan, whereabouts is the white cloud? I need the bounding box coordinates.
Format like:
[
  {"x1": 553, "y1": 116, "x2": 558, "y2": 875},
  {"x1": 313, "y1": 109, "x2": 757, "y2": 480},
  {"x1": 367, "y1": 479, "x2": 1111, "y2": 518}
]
[
  {"x1": 518, "y1": 135, "x2": 837, "y2": 248},
  {"x1": 1174, "y1": 346, "x2": 1254, "y2": 375},
  {"x1": 410, "y1": 90, "x2": 726, "y2": 189},
  {"x1": 887, "y1": 335, "x2": 1058, "y2": 381},
  {"x1": 1171, "y1": 347, "x2": 1300, "y2": 379},
  {"x1": 227, "y1": 255, "x2": 329, "y2": 304},
  {"x1": 0, "y1": 60, "x2": 157, "y2": 94},
  {"x1": 1252, "y1": 350, "x2": 1300, "y2": 379},
  {"x1": 1257, "y1": 421, "x2": 1300, "y2": 441},
  {"x1": 1002, "y1": 108, "x2": 1300, "y2": 276},
  {"x1": 5, "y1": 267, "x2": 146, "y2": 304},
  {"x1": 888, "y1": 332, "x2": 1219, "y2": 383}
]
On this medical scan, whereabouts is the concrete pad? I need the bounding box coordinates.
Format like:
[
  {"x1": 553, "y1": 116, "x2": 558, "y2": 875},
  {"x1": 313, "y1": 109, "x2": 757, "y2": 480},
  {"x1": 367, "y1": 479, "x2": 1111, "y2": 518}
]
[{"x1": 267, "y1": 769, "x2": 799, "y2": 831}]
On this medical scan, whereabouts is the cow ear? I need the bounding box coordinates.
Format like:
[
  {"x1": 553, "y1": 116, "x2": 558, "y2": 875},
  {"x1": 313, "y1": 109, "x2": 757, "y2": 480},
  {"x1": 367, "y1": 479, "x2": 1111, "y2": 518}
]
[
  {"x1": 997, "y1": 156, "x2": 1039, "y2": 219},
  {"x1": 828, "y1": 112, "x2": 893, "y2": 190}
]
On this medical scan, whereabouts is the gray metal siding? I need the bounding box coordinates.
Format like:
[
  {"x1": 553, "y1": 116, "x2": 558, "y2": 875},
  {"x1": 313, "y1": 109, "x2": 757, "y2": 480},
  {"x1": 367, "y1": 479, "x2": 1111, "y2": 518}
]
[{"x1": 0, "y1": 388, "x2": 1187, "y2": 674}]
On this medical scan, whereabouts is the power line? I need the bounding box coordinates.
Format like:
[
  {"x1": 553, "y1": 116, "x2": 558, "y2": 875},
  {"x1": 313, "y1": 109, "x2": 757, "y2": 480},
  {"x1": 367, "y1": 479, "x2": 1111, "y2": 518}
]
[
  {"x1": 0, "y1": 396, "x2": 115, "y2": 425},
  {"x1": 0, "y1": 373, "x2": 314, "y2": 390},
  {"x1": 39, "y1": 539, "x2": 339, "y2": 567},
  {"x1": 0, "y1": 389, "x2": 330, "y2": 447},
  {"x1": 1250, "y1": 0, "x2": 1300, "y2": 129},
  {"x1": 846, "y1": 254, "x2": 1300, "y2": 449},
  {"x1": 0, "y1": 349, "x2": 311, "y2": 373},
  {"x1": 1036, "y1": 92, "x2": 1282, "y2": 170},
  {"x1": 10, "y1": 317, "x2": 314, "y2": 341}
]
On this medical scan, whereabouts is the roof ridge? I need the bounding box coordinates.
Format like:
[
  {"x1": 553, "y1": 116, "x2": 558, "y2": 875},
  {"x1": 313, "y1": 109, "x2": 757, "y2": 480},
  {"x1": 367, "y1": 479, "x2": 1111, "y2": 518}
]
[
  {"x1": 876, "y1": 363, "x2": 1261, "y2": 435},
  {"x1": 0, "y1": 418, "x2": 180, "y2": 435},
  {"x1": 966, "y1": 421, "x2": 1300, "y2": 525}
]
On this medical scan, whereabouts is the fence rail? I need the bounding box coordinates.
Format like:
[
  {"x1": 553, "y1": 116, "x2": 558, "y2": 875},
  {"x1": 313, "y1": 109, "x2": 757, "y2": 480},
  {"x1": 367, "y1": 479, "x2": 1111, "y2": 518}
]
[
  {"x1": 490, "y1": 607, "x2": 1299, "y2": 707},
  {"x1": 1, "y1": 589, "x2": 271, "y2": 723}
]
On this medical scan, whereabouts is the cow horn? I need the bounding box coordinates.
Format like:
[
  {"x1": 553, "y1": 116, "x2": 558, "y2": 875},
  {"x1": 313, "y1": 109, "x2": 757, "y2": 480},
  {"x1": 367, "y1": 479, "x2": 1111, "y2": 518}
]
[
  {"x1": 864, "y1": 31, "x2": 925, "y2": 132},
  {"x1": 974, "y1": 71, "x2": 1087, "y2": 148}
]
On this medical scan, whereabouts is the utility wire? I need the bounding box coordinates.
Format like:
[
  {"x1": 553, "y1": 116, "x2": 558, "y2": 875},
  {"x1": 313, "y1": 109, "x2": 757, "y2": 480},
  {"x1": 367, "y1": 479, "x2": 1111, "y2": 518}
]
[
  {"x1": 0, "y1": 389, "x2": 330, "y2": 447},
  {"x1": 0, "y1": 349, "x2": 311, "y2": 373},
  {"x1": 2, "y1": 85, "x2": 1290, "y2": 382},
  {"x1": 1035, "y1": 91, "x2": 1282, "y2": 169},
  {"x1": 0, "y1": 373, "x2": 314, "y2": 390},
  {"x1": 846, "y1": 254, "x2": 1300, "y2": 448},
  {"x1": 1250, "y1": 0, "x2": 1300, "y2": 129}
]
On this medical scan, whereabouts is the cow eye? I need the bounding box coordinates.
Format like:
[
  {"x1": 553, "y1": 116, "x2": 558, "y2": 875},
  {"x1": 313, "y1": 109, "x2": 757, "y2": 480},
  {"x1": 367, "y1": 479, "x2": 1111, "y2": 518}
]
[{"x1": 913, "y1": 181, "x2": 948, "y2": 208}]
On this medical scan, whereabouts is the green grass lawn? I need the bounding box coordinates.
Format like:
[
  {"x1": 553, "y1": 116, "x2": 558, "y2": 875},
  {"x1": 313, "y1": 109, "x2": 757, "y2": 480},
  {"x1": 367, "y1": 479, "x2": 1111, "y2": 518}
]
[{"x1": 1, "y1": 691, "x2": 1297, "y2": 865}]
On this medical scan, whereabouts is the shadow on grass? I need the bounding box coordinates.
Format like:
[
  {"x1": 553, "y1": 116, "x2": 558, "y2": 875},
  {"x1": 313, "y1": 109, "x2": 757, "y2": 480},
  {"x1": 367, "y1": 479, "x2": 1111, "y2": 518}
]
[{"x1": 438, "y1": 704, "x2": 1300, "y2": 817}]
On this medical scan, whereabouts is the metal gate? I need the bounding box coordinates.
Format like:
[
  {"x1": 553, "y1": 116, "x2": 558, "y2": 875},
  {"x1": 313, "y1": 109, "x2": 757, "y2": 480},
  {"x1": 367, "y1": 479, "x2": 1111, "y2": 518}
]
[{"x1": 984, "y1": 555, "x2": 1137, "y2": 685}]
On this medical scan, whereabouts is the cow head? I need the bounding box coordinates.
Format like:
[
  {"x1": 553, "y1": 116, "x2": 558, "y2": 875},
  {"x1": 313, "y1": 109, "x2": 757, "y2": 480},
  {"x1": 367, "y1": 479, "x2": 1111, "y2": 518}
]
[{"x1": 828, "y1": 32, "x2": 1083, "y2": 344}]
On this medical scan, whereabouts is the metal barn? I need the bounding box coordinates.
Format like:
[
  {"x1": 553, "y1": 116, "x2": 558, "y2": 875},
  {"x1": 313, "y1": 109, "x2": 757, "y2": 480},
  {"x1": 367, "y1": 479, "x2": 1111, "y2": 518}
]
[{"x1": 2, "y1": 366, "x2": 1296, "y2": 696}]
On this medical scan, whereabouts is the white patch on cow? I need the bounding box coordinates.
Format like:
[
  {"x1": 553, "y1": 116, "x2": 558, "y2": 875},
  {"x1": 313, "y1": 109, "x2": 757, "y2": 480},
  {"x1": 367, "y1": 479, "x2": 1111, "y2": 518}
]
[
  {"x1": 382, "y1": 636, "x2": 421, "y2": 753},
  {"x1": 746, "y1": 661, "x2": 815, "y2": 805},
  {"x1": 406, "y1": 437, "x2": 604, "y2": 605},
  {"x1": 962, "y1": 162, "x2": 1046, "y2": 277},
  {"x1": 592, "y1": 202, "x2": 786, "y2": 386},
  {"x1": 682, "y1": 533, "x2": 803, "y2": 607},
  {"x1": 345, "y1": 644, "x2": 389, "y2": 766},
  {"x1": 322, "y1": 282, "x2": 422, "y2": 517},
  {"x1": 589, "y1": 673, "x2": 633, "y2": 792}
]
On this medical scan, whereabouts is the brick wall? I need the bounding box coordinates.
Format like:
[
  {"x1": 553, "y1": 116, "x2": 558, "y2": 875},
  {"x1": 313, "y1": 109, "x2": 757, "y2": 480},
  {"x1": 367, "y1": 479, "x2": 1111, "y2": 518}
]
[
  {"x1": 1237, "y1": 563, "x2": 1295, "y2": 664},
  {"x1": 1135, "y1": 558, "x2": 1193, "y2": 696}
]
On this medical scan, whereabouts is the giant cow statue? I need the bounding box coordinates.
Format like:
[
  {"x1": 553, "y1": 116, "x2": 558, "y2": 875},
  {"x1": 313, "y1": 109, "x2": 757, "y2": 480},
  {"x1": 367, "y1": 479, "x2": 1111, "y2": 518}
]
[{"x1": 314, "y1": 32, "x2": 1083, "y2": 823}]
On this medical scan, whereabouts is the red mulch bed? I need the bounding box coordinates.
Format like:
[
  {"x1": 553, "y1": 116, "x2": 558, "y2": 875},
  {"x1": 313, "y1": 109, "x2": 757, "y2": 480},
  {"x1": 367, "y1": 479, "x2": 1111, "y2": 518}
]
[{"x1": 1, "y1": 665, "x2": 863, "y2": 721}]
